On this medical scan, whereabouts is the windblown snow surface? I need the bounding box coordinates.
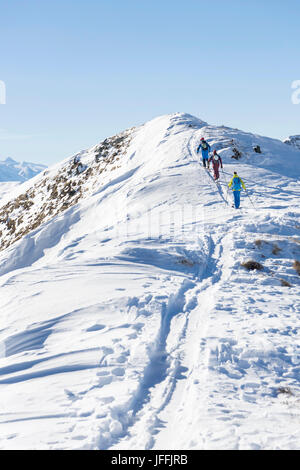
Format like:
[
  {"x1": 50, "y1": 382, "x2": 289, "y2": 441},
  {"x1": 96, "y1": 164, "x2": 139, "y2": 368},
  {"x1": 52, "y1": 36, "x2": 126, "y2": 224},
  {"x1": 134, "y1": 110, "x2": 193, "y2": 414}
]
[{"x1": 0, "y1": 113, "x2": 300, "y2": 450}]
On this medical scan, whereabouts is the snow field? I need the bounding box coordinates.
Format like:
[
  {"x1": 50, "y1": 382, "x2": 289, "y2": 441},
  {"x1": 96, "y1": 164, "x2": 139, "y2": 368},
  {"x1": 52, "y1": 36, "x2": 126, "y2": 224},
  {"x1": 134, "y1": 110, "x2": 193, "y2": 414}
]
[{"x1": 0, "y1": 113, "x2": 299, "y2": 449}]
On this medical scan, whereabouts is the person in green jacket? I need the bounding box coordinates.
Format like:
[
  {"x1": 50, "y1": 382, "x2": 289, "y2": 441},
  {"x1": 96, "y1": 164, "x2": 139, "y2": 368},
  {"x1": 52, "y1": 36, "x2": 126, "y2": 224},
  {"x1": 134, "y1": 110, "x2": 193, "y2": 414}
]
[{"x1": 228, "y1": 172, "x2": 246, "y2": 208}]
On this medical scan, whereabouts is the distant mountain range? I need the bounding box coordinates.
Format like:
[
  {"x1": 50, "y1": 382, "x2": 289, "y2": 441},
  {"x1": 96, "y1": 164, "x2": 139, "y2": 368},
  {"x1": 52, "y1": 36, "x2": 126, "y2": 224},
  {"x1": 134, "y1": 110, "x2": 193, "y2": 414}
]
[{"x1": 0, "y1": 156, "x2": 47, "y2": 182}]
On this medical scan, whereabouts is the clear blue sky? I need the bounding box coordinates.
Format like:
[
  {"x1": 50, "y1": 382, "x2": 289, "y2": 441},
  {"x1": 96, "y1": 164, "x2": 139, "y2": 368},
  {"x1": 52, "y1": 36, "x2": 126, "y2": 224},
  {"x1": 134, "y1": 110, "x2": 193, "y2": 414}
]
[{"x1": 0, "y1": 0, "x2": 300, "y2": 165}]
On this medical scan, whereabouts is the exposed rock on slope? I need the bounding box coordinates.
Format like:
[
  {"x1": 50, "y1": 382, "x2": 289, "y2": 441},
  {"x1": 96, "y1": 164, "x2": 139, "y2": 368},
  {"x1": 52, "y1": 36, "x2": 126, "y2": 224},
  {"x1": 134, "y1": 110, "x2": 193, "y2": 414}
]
[{"x1": 0, "y1": 128, "x2": 134, "y2": 251}]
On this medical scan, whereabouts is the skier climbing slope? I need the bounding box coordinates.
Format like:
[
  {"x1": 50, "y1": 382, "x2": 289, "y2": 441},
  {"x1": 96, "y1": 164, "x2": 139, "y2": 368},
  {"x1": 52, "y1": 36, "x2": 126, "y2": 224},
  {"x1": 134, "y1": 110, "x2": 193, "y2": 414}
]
[
  {"x1": 197, "y1": 137, "x2": 211, "y2": 168},
  {"x1": 228, "y1": 171, "x2": 246, "y2": 208},
  {"x1": 208, "y1": 150, "x2": 223, "y2": 181}
]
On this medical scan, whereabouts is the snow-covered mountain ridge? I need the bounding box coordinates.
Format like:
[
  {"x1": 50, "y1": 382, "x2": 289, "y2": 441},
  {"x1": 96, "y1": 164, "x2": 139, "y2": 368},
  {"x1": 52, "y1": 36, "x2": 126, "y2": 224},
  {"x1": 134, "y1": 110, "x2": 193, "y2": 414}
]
[
  {"x1": 0, "y1": 113, "x2": 299, "y2": 450},
  {"x1": 0, "y1": 128, "x2": 133, "y2": 254},
  {"x1": 0, "y1": 114, "x2": 298, "y2": 256}
]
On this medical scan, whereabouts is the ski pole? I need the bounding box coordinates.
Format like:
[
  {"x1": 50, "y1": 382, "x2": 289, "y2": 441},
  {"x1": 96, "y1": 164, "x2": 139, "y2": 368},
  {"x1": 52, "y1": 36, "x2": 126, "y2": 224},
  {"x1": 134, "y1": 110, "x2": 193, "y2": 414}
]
[
  {"x1": 245, "y1": 189, "x2": 256, "y2": 209},
  {"x1": 226, "y1": 186, "x2": 231, "y2": 205},
  {"x1": 221, "y1": 167, "x2": 227, "y2": 186},
  {"x1": 222, "y1": 170, "x2": 230, "y2": 204}
]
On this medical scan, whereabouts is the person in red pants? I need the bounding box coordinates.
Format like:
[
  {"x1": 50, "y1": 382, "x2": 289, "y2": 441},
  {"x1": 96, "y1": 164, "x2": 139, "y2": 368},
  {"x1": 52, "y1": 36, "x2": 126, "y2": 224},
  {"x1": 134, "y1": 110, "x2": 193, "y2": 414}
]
[{"x1": 208, "y1": 150, "x2": 223, "y2": 180}]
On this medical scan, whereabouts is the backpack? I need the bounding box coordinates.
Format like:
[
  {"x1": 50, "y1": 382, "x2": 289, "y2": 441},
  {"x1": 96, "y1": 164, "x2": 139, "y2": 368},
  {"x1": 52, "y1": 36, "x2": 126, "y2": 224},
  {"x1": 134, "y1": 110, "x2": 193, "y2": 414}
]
[
  {"x1": 201, "y1": 141, "x2": 208, "y2": 150},
  {"x1": 232, "y1": 176, "x2": 242, "y2": 190}
]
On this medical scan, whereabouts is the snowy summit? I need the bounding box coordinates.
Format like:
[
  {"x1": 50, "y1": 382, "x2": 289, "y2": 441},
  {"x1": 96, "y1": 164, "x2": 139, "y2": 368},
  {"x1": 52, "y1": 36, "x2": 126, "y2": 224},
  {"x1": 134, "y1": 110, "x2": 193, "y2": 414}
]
[{"x1": 0, "y1": 112, "x2": 299, "y2": 450}]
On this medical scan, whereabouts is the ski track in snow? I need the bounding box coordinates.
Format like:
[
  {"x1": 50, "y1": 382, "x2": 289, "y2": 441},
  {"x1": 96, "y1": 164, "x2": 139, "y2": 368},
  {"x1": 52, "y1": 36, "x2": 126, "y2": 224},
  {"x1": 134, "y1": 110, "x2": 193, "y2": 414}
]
[{"x1": 0, "y1": 113, "x2": 299, "y2": 449}]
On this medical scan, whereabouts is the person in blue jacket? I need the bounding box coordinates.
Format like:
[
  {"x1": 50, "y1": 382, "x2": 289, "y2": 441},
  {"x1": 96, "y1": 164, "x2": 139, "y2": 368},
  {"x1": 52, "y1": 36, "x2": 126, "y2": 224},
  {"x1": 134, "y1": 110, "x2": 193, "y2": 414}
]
[
  {"x1": 197, "y1": 138, "x2": 211, "y2": 168},
  {"x1": 228, "y1": 171, "x2": 246, "y2": 208}
]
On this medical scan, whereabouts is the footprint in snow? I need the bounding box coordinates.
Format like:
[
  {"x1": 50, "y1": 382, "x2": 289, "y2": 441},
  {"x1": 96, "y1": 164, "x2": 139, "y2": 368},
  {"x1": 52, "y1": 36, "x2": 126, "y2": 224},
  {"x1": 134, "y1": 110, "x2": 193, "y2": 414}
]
[
  {"x1": 86, "y1": 324, "x2": 105, "y2": 332},
  {"x1": 64, "y1": 389, "x2": 80, "y2": 401},
  {"x1": 100, "y1": 396, "x2": 115, "y2": 404},
  {"x1": 112, "y1": 367, "x2": 125, "y2": 377}
]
